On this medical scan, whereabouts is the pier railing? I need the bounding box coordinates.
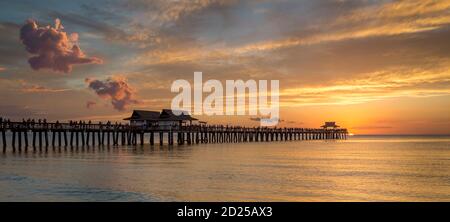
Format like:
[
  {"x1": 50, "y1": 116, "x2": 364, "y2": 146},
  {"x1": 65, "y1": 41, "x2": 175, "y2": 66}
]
[{"x1": 0, "y1": 120, "x2": 348, "y2": 150}]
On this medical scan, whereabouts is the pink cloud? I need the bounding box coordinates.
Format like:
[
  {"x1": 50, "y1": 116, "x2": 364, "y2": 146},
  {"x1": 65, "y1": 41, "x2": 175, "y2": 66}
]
[
  {"x1": 22, "y1": 84, "x2": 69, "y2": 93},
  {"x1": 19, "y1": 18, "x2": 102, "y2": 73},
  {"x1": 86, "y1": 76, "x2": 140, "y2": 111}
]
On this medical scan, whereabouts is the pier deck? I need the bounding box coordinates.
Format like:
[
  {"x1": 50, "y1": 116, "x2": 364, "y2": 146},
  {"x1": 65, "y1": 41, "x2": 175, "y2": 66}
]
[{"x1": 0, "y1": 120, "x2": 348, "y2": 151}]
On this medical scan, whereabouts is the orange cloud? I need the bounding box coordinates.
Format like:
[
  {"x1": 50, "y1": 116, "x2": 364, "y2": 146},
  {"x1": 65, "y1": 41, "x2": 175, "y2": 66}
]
[
  {"x1": 280, "y1": 62, "x2": 450, "y2": 107},
  {"x1": 21, "y1": 84, "x2": 70, "y2": 93},
  {"x1": 86, "y1": 75, "x2": 140, "y2": 111}
]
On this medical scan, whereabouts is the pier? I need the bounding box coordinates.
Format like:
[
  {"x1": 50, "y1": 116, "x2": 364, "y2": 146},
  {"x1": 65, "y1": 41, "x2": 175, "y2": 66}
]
[{"x1": 0, "y1": 119, "x2": 348, "y2": 151}]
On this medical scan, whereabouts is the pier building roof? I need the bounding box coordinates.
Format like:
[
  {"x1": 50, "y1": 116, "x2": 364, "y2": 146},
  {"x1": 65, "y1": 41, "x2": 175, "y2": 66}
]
[
  {"x1": 321, "y1": 122, "x2": 340, "y2": 128},
  {"x1": 159, "y1": 109, "x2": 198, "y2": 121},
  {"x1": 123, "y1": 109, "x2": 198, "y2": 121},
  {"x1": 123, "y1": 110, "x2": 161, "y2": 121}
]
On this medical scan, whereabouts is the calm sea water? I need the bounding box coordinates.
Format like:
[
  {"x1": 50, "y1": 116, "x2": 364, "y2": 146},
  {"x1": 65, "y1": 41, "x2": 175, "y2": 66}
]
[{"x1": 0, "y1": 135, "x2": 449, "y2": 201}]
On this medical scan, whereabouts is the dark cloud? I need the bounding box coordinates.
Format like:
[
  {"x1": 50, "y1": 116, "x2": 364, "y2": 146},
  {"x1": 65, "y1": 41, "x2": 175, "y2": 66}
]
[
  {"x1": 79, "y1": 4, "x2": 123, "y2": 21},
  {"x1": 86, "y1": 76, "x2": 140, "y2": 111},
  {"x1": 47, "y1": 11, "x2": 126, "y2": 39},
  {"x1": 249, "y1": 117, "x2": 262, "y2": 122},
  {"x1": 19, "y1": 19, "x2": 102, "y2": 73},
  {"x1": 47, "y1": 11, "x2": 160, "y2": 49}
]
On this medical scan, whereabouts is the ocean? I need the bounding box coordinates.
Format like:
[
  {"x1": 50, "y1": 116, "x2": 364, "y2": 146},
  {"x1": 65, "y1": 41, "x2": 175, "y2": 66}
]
[{"x1": 0, "y1": 135, "x2": 449, "y2": 201}]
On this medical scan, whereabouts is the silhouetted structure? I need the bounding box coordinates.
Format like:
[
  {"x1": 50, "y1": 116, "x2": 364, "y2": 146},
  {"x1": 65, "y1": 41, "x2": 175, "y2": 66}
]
[
  {"x1": 321, "y1": 122, "x2": 339, "y2": 129},
  {"x1": 0, "y1": 116, "x2": 348, "y2": 152},
  {"x1": 123, "y1": 110, "x2": 161, "y2": 126},
  {"x1": 124, "y1": 109, "x2": 198, "y2": 128}
]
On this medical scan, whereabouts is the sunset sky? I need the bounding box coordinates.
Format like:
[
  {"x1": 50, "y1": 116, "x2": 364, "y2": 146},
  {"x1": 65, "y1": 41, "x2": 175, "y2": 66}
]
[{"x1": 0, "y1": 0, "x2": 449, "y2": 135}]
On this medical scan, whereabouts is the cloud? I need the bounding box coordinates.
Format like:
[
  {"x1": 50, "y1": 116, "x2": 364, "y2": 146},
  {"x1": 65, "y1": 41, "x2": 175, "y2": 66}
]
[
  {"x1": 249, "y1": 117, "x2": 262, "y2": 122},
  {"x1": 280, "y1": 61, "x2": 450, "y2": 107},
  {"x1": 132, "y1": 0, "x2": 449, "y2": 60},
  {"x1": 0, "y1": 79, "x2": 71, "y2": 93},
  {"x1": 121, "y1": 0, "x2": 234, "y2": 23},
  {"x1": 232, "y1": 0, "x2": 450, "y2": 54},
  {"x1": 86, "y1": 76, "x2": 140, "y2": 111},
  {"x1": 19, "y1": 18, "x2": 102, "y2": 73},
  {"x1": 21, "y1": 84, "x2": 70, "y2": 93}
]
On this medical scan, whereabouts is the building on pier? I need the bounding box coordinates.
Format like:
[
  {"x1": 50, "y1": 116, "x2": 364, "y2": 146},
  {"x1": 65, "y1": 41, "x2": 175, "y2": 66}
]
[
  {"x1": 123, "y1": 110, "x2": 160, "y2": 127},
  {"x1": 124, "y1": 109, "x2": 198, "y2": 129},
  {"x1": 321, "y1": 122, "x2": 340, "y2": 129}
]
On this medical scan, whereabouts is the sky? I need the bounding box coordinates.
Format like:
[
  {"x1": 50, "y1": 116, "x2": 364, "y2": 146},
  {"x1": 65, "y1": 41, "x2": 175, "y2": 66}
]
[{"x1": 0, "y1": 0, "x2": 449, "y2": 135}]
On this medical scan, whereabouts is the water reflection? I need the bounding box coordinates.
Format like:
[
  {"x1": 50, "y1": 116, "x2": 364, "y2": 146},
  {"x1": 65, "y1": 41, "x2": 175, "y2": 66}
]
[{"x1": 0, "y1": 136, "x2": 449, "y2": 201}]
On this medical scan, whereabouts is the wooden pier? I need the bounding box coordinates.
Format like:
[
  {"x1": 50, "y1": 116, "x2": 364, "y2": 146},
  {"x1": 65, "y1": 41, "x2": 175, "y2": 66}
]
[{"x1": 0, "y1": 120, "x2": 348, "y2": 151}]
